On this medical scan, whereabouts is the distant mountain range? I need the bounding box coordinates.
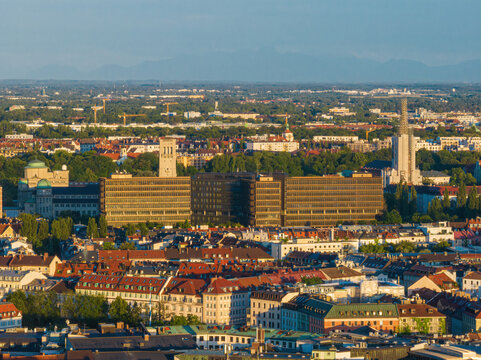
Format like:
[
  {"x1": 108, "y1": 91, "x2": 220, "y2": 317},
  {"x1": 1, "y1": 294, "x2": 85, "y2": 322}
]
[{"x1": 21, "y1": 49, "x2": 481, "y2": 83}]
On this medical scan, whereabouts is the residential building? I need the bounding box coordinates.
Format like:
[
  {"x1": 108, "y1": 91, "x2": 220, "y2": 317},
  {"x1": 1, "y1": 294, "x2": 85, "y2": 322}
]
[
  {"x1": 299, "y1": 298, "x2": 399, "y2": 334},
  {"x1": 248, "y1": 290, "x2": 299, "y2": 329},
  {"x1": 397, "y1": 303, "x2": 446, "y2": 334},
  {"x1": 463, "y1": 271, "x2": 481, "y2": 296},
  {"x1": 75, "y1": 274, "x2": 170, "y2": 312},
  {"x1": 271, "y1": 238, "x2": 359, "y2": 260},
  {"x1": 0, "y1": 270, "x2": 46, "y2": 298},
  {"x1": 7, "y1": 254, "x2": 61, "y2": 276},
  {"x1": 202, "y1": 278, "x2": 249, "y2": 326},
  {"x1": 161, "y1": 277, "x2": 205, "y2": 320},
  {"x1": 0, "y1": 303, "x2": 22, "y2": 330}
]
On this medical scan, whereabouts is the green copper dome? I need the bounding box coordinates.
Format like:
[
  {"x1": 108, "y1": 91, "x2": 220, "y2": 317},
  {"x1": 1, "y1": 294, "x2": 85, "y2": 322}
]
[
  {"x1": 37, "y1": 179, "x2": 51, "y2": 188},
  {"x1": 26, "y1": 159, "x2": 47, "y2": 169}
]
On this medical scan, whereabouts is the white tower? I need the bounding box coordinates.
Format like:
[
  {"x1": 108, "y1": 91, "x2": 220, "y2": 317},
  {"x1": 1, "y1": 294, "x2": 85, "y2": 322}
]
[{"x1": 159, "y1": 138, "x2": 177, "y2": 178}]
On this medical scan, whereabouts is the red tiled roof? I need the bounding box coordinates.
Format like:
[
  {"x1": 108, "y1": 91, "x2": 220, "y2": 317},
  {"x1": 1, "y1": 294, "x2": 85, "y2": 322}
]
[{"x1": 0, "y1": 302, "x2": 21, "y2": 318}]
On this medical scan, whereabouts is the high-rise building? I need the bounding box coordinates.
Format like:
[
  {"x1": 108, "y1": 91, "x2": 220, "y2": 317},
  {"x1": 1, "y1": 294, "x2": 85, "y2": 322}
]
[
  {"x1": 159, "y1": 138, "x2": 177, "y2": 178},
  {"x1": 191, "y1": 173, "x2": 282, "y2": 227},
  {"x1": 100, "y1": 174, "x2": 191, "y2": 227},
  {"x1": 191, "y1": 172, "x2": 383, "y2": 227},
  {"x1": 283, "y1": 173, "x2": 383, "y2": 227},
  {"x1": 383, "y1": 99, "x2": 422, "y2": 186}
]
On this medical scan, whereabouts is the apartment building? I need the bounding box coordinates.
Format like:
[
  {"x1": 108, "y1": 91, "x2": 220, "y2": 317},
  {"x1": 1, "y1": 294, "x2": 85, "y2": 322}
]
[
  {"x1": 202, "y1": 278, "x2": 249, "y2": 326},
  {"x1": 248, "y1": 290, "x2": 299, "y2": 329},
  {"x1": 397, "y1": 304, "x2": 446, "y2": 335},
  {"x1": 75, "y1": 274, "x2": 169, "y2": 312}
]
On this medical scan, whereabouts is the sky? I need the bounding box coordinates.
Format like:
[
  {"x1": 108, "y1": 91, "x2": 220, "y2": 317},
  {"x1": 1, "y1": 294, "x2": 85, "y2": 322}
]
[{"x1": 0, "y1": 0, "x2": 479, "y2": 77}]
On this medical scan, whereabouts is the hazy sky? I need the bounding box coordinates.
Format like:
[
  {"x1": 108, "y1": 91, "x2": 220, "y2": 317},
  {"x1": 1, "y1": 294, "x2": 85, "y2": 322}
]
[{"x1": 0, "y1": 0, "x2": 479, "y2": 75}]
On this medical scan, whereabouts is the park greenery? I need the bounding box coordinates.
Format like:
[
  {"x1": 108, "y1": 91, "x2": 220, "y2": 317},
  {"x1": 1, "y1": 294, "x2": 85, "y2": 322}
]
[
  {"x1": 359, "y1": 239, "x2": 451, "y2": 255},
  {"x1": 6, "y1": 290, "x2": 203, "y2": 329}
]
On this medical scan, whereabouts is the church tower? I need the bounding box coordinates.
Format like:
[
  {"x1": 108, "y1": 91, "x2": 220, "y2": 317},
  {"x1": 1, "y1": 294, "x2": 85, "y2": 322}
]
[{"x1": 384, "y1": 99, "x2": 422, "y2": 186}]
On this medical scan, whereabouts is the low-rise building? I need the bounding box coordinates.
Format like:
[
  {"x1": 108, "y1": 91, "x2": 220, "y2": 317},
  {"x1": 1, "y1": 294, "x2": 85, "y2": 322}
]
[
  {"x1": 463, "y1": 271, "x2": 481, "y2": 297},
  {"x1": 0, "y1": 303, "x2": 22, "y2": 330},
  {"x1": 397, "y1": 303, "x2": 446, "y2": 334}
]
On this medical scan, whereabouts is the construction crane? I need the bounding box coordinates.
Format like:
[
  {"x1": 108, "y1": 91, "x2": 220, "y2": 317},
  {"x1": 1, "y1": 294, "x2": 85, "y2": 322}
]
[
  {"x1": 118, "y1": 113, "x2": 147, "y2": 126},
  {"x1": 92, "y1": 106, "x2": 104, "y2": 124},
  {"x1": 365, "y1": 128, "x2": 375, "y2": 140},
  {"x1": 163, "y1": 102, "x2": 178, "y2": 115},
  {"x1": 102, "y1": 98, "x2": 110, "y2": 114}
]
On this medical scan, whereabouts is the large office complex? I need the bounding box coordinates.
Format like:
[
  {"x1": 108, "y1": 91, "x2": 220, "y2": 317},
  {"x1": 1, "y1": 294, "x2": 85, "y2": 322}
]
[
  {"x1": 191, "y1": 173, "x2": 282, "y2": 227},
  {"x1": 283, "y1": 173, "x2": 383, "y2": 227},
  {"x1": 99, "y1": 173, "x2": 191, "y2": 227},
  {"x1": 191, "y1": 172, "x2": 383, "y2": 227}
]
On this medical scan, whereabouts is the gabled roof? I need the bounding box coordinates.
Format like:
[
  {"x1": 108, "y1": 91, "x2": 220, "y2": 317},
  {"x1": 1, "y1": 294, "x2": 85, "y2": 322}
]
[
  {"x1": 165, "y1": 278, "x2": 207, "y2": 296},
  {"x1": 9, "y1": 254, "x2": 58, "y2": 267},
  {"x1": 397, "y1": 304, "x2": 445, "y2": 318},
  {"x1": 0, "y1": 302, "x2": 21, "y2": 318},
  {"x1": 464, "y1": 271, "x2": 481, "y2": 281}
]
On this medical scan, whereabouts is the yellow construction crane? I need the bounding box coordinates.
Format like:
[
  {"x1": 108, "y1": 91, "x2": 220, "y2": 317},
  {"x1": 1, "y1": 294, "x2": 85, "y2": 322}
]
[
  {"x1": 118, "y1": 113, "x2": 147, "y2": 126},
  {"x1": 102, "y1": 98, "x2": 110, "y2": 114},
  {"x1": 365, "y1": 128, "x2": 375, "y2": 140},
  {"x1": 163, "y1": 102, "x2": 178, "y2": 114},
  {"x1": 92, "y1": 106, "x2": 104, "y2": 124}
]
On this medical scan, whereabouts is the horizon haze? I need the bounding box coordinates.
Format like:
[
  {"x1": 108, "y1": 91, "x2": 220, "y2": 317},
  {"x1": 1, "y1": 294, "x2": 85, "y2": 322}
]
[{"x1": 2, "y1": 0, "x2": 480, "y2": 82}]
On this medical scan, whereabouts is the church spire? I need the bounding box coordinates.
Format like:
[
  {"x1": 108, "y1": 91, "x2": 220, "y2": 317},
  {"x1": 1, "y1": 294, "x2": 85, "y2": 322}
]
[{"x1": 399, "y1": 98, "x2": 408, "y2": 135}]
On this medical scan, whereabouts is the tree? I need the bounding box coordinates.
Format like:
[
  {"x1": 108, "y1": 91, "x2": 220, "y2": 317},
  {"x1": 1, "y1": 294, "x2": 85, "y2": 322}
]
[
  {"x1": 19, "y1": 213, "x2": 38, "y2": 246},
  {"x1": 458, "y1": 182, "x2": 467, "y2": 209},
  {"x1": 428, "y1": 198, "x2": 447, "y2": 221},
  {"x1": 468, "y1": 186, "x2": 478, "y2": 218},
  {"x1": 409, "y1": 186, "x2": 417, "y2": 218},
  {"x1": 119, "y1": 242, "x2": 136, "y2": 250},
  {"x1": 51, "y1": 217, "x2": 73, "y2": 241},
  {"x1": 98, "y1": 215, "x2": 108, "y2": 238},
  {"x1": 37, "y1": 219, "x2": 50, "y2": 243},
  {"x1": 62, "y1": 294, "x2": 109, "y2": 328},
  {"x1": 137, "y1": 223, "x2": 149, "y2": 237},
  {"x1": 87, "y1": 217, "x2": 99, "y2": 238},
  {"x1": 385, "y1": 209, "x2": 402, "y2": 224},
  {"x1": 126, "y1": 223, "x2": 137, "y2": 236},
  {"x1": 169, "y1": 314, "x2": 202, "y2": 326},
  {"x1": 442, "y1": 188, "x2": 451, "y2": 210},
  {"x1": 109, "y1": 297, "x2": 141, "y2": 326},
  {"x1": 102, "y1": 242, "x2": 116, "y2": 250},
  {"x1": 432, "y1": 241, "x2": 451, "y2": 253}
]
